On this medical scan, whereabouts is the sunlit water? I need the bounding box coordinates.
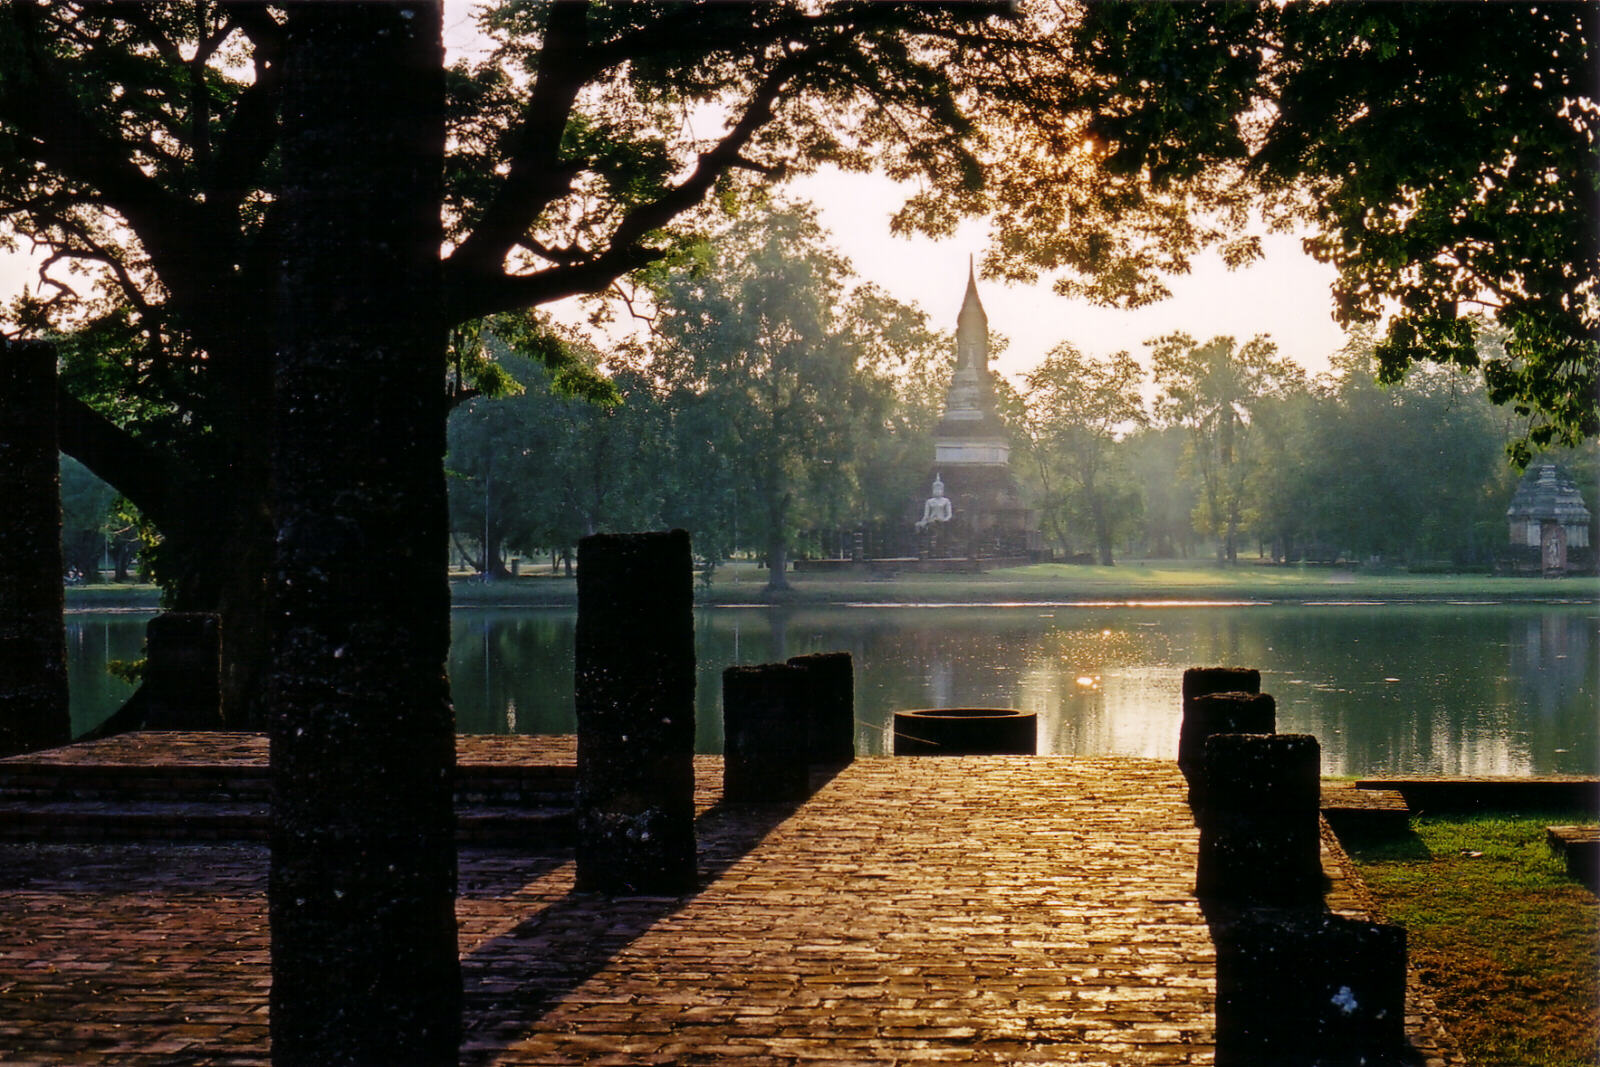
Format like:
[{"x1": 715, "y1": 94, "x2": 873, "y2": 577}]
[{"x1": 66, "y1": 603, "x2": 1598, "y2": 776}]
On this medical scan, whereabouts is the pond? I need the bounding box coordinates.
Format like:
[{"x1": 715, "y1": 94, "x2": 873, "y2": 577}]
[{"x1": 65, "y1": 602, "x2": 1598, "y2": 777}]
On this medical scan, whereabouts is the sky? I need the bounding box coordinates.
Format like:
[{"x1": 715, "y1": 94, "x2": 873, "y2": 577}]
[
  {"x1": 789, "y1": 169, "x2": 1350, "y2": 386},
  {"x1": 0, "y1": 2, "x2": 1354, "y2": 390}
]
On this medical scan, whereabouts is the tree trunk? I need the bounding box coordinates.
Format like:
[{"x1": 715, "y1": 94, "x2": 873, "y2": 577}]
[
  {"x1": 111, "y1": 537, "x2": 135, "y2": 582},
  {"x1": 267, "y1": 6, "x2": 459, "y2": 1065},
  {"x1": 765, "y1": 533, "x2": 791, "y2": 591},
  {"x1": 763, "y1": 490, "x2": 792, "y2": 593},
  {"x1": 1093, "y1": 507, "x2": 1115, "y2": 567},
  {"x1": 62, "y1": 416, "x2": 275, "y2": 728},
  {"x1": 484, "y1": 520, "x2": 510, "y2": 580},
  {"x1": 0, "y1": 340, "x2": 71, "y2": 757},
  {"x1": 213, "y1": 514, "x2": 275, "y2": 728}
]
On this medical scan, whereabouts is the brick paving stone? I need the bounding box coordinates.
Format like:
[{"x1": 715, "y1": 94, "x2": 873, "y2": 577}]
[{"x1": 0, "y1": 748, "x2": 1463, "y2": 1065}]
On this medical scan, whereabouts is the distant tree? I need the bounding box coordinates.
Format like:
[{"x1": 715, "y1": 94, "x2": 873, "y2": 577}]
[
  {"x1": 1241, "y1": 386, "x2": 1322, "y2": 563},
  {"x1": 1016, "y1": 344, "x2": 1146, "y2": 565},
  {"x1": 834, "y1": 286, "x2": 949, "y2": 548},
  {"x1": 447, "y1": 392, "x2": 541, "y2": 581},
  {"x1": 58, "y1": 456, "x2": 115, "y2": 582},
  {"x1": 1151, "y1": 333, "x2": 1302, "y2": 564},
  {"x1": 646, "y1": 205, "x2": 925, "y2": 592},
  {"x1": 1122, "y1": 426, "x2": 1199, "y2": 559},
  {"x1": 446, "y1": 344, "x2": 667, "y2": 576},
  {"x1": 1283, "y1": 344, "x2": 1513, "y2": 565}
]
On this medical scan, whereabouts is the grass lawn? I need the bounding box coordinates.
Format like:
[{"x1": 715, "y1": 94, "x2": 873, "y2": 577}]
[
  {"x1": 66, "y1": 560, "x2": 1600, "y2": 609},
  {"x1": 62, "y1": 582, "x2": 162, "y2": 609},
  {"x1": 451, "y1": 558, "x2": 1600, "y2": 606},
  {"x1": 709, "y1": 559, "x2": 1600, "y2": 604},
  {"x1": 1343, "y1": 813, "x2": 1600, "y2": 1067}
]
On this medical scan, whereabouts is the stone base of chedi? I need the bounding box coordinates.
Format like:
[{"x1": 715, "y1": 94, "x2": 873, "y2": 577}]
[{"x1": 912, "y1": 465, "x2": 1039, "y2": 560}]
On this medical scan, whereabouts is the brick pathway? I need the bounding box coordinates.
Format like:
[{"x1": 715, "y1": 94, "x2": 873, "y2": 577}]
[{"x1": 0, "y1": 753, "x2": 1456, "y2": 1066}]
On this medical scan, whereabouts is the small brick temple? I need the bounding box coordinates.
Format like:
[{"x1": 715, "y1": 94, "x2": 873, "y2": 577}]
[{"x1": 1505, "y1": 463, "x2": 1593, "y2": 574}]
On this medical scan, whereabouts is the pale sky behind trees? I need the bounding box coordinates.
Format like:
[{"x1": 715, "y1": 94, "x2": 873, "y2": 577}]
[{"x1": 791, "y1": 167, "x2": 1349, "y2": 384}]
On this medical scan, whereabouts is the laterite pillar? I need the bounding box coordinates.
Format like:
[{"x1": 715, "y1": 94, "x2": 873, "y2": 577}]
[
  {"x1": 0, "y1": 341, "x2": 70, "y2": 756},
  {"x1": 575, "y1": 530, "x2": 697, "y2": 894}
]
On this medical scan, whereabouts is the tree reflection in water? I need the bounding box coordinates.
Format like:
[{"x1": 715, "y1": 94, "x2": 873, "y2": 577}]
[{"x1": 63, "y1": 603, "x2": 1598, "y2": 776}]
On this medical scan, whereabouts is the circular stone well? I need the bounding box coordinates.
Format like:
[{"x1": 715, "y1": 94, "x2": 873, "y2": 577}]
[{"x1": 892, "y1": 708, "x2": 1037, "y2": 756}]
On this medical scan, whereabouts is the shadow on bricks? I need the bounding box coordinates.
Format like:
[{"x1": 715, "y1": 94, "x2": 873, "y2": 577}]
[{"x1": 458, "y1": 792, "x2": 805, "y2": 1062}]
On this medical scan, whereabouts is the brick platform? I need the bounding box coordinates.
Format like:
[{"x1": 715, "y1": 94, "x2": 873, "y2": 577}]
[
  {"x1": 1320, "y1": 781, "x2": 1411, "y2": 837},
  {"x1": 1354, "y1": 774, "x2": 1600, "y2": 815},
  {"x1": 0, "y1": 733, "x2": 579, "y2": 845},
  {"x1": 1547, "y1": 825, "x2": 1600, "y2": 891},
  {"x1": 0, "y1": 746, "x2": 1460, "y2": 1066}
]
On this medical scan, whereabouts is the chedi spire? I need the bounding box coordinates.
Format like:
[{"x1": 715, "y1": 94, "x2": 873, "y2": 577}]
[{"x1": 955, "y1": 255, "x2": 988, "y2": 370}]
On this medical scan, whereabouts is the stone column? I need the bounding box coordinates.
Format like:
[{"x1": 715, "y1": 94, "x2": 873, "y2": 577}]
[
  {"x1": 143, "y1": 612, "x2": 224, "y2": 730},
  {"x1": 1195, "y1": 733, "x2": 1324, "y2": 905},
  {"x1": 1183, "y1": 691, "x2": 1275, "y2": 813},
  {"x1": 722, "y1": 664, "x2": 808, "y2": 803},
  {"x1": 575, "y1": 530, "x2": 696, "y2": 894},
  {"x1": 0, "y1": 340, "x2": 70, "y2": 757},
  {"x1": 267, "y1": 8, "x2": 459, "y2": 1062},
  {"x1": 1178, "y1": 666, "x2": 1260, "y2": 770},
  {"x1": 787, "y1": 651, "x2": 855, "y2": 767},
  {"x1": 1213, "y1": 911, "x2": 1408, "y2": 1061}
]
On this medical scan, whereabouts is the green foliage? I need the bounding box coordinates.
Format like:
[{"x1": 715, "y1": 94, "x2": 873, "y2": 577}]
[
  {"x1": 58, "y1": 455, "x2": 115, "y2": 580},
  {"x1": 1014, "y1": 343, "x2": 1146, "y2": 563},
  {"x1": 1150, "y1": 332, "x2": 1302, "y2": 563},
  {"x1": 1120, "y1": 426, "x2": 1199, "y2": 559},
  {"x1": 105, "y1": 657, "x2": 145, "y2": 686},
  {"x1": 642, "y1": 202, "x2": 939, "y2": 587},
  {"x1": 1244, "y1": 332, "x2": 1527, "y2": 566},
  {"x1": 446, "y1": 338, "x2": 660, "y2": 577},
  {"x1": 973, "y1": 3, "x2": 1597, "y2": 454}
]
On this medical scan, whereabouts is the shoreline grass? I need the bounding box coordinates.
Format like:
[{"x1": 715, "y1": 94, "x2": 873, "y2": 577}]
[
  {"x1": 1343, "y1": 812, "x2": 1600, "y2": 1067},
  {"x1": 698, "y1": 559, "x2": 1600, "y2": 605},
  {"x1": 65, "y1": 559, "x2": 1600, "y2": 612}
]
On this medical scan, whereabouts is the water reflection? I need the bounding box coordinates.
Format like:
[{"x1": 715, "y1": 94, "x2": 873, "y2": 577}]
[
  {"x1": 63, "y1": 610, "x2": 151, "y2": 738},
  {"x1": 64, "y1": 603, "x2": 1597, "y2": 777}
]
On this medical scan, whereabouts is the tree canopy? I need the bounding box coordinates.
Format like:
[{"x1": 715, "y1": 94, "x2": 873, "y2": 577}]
[
  {"x1": 5, "y1": 2, "x2": 1592, "y2": 609},
  {"x1": 1014, "y1": 343, "x2": 1145, "y2": 564},
  {"x1": 1150, "y1": 332, "x2": 1302, "y2": 563},
  {"x1": 0, "y1": 0, "x2": 1029, "y2": 717},
  {"x1": 640, "y1": 203, "x2": 937, "y2": 590},
  {"x1": 966, "y1": 2, "x2": 1597, "y2": 458}
]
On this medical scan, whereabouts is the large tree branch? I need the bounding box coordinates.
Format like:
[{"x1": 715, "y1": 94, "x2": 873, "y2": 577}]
[
  {"x1": 447, "y1": 56, "x2": 802, "y2": 323},
  {"x1": 206, "y1": 5, "x2": 285, "y2": 215},
  {"x1": 446, "y1": 1, "x2": 595, "y2": 278},
  {"x1": 55, "y1": 387, "x2": 178, "y2": 530},
  {"x1": 448, "y1": 3, "x2": 961, "y2": 292},
  {"x1": 0, "y1": 6, "x2": 230, "y2": 322}
]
